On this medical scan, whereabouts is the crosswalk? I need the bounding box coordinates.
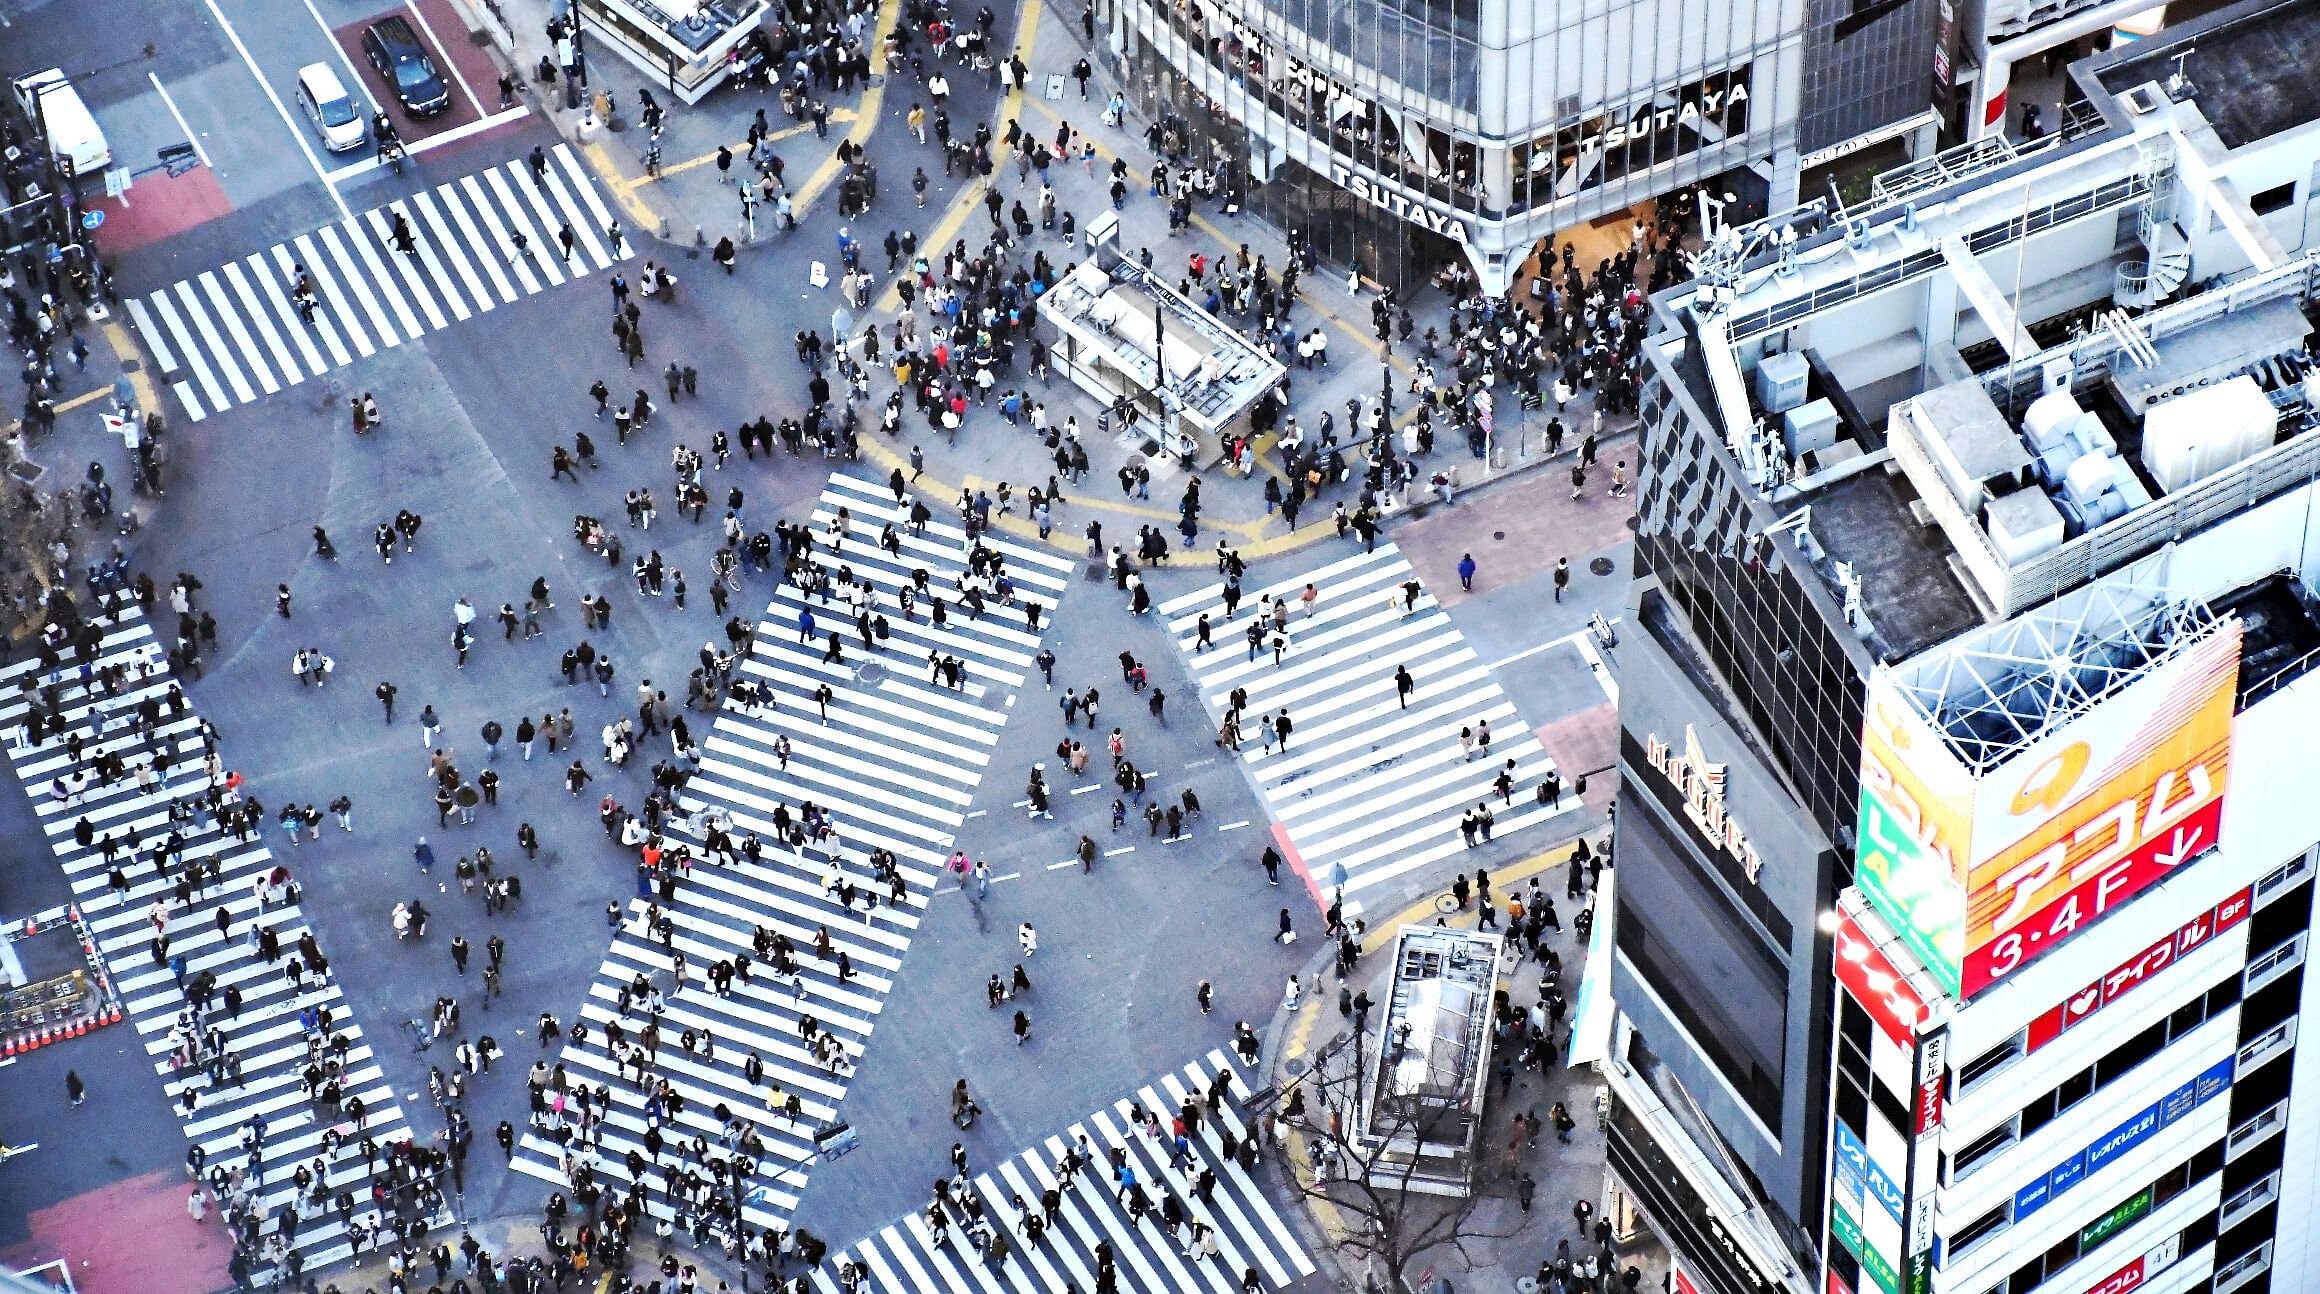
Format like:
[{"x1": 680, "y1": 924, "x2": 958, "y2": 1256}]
[
  {"x1": 509, "y1": 472, "x2": 1072, "y2": 1232},
  {"x1": 0, "y1": 605, "x2": 433, "y2": 1277},
  {"x1": 125, "y1": 142, "x2": 631, "y2": 422},
  {"x1": 811, "y1": 1049, "x2": 1314, "y2": 1294},
  {"x1": 1158, "y1": 544, "x2": 1576, "y2": 910}
]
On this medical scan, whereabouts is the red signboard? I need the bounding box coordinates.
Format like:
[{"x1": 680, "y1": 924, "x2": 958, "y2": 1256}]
[
  {"x1": 1834, "y1": 911, "x2": 1928, "y2": 1048},
  {"x1": 2087, "y1": 1256, "x2": 2146, "y2": 1294},
  {"x1": 2028, "y1": 883, "x2": 2252, "y2": 1052},
  {"x1": 1960, "y1": 796, "x2": 2223, "y2": 998}
]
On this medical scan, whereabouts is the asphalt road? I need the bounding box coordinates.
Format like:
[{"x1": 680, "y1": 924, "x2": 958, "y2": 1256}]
[{"x1": 0, "y1": 0, "x2": 1625, "y2": 1281}]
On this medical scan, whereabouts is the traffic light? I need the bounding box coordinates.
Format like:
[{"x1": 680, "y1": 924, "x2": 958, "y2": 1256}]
[{"x1": 158, "y1": 143, "x2": 199, "y2": 177}]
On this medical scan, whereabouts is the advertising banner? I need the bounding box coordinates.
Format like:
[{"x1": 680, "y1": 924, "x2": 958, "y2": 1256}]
[
  {"x1": 1855, "y1": 623, "x2": 2242, "y2": 999},
  {"x1": 1834, "y1": 910, "x2": 1930, "y2": 1049},
  {"x1": 2027, "y1": 887, "x2": 2250, "y2": 1052}
]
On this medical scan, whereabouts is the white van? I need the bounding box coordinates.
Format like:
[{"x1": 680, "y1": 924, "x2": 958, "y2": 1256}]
[
  {"x1": 11, "y1": 70, "x2": 111, "y2": 178},
  {"x1": 292, "y1": 63, "x2": 366, "y2": 154}
]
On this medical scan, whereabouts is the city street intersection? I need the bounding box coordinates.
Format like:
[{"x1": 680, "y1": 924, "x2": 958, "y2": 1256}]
[{"x1": 0, "y1": 0, "x2": 1633, "y2": 1287}]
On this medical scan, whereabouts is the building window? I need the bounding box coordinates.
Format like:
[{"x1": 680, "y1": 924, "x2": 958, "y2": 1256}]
[{"x1": 2249, "y1": 182, "x2": 2295, "y2": 216}]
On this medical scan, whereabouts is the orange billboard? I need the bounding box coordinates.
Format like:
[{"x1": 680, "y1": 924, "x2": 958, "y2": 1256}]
[
  {"x1": 1856, "y1": 621, "x2": 2241, "y2": 1000},
  {"x1": 1957, "y1": 622, "x2": 2240, "y2": 996}
]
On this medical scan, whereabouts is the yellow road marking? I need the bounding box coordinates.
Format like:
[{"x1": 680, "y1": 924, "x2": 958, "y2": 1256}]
[{"x1": 640, "y1": 113, "x2": 854, "y2": 183}]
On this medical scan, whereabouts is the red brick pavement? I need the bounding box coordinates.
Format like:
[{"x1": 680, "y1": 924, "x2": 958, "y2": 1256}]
[
  {"x1": 1397, "y1": 436, "x2": 1638, "y2": 605},
  {"x1": 1, "y1": 1170, "x2": 233, "y2": 1294}
]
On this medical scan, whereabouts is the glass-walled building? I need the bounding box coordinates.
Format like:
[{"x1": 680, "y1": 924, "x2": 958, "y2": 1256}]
[{"x1": 1094, "y1": 0, "x2": 1944, "y2": 294}]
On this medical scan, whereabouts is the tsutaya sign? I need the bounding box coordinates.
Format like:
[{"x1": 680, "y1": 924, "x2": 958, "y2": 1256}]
[
  {"x1": 1327, "y1": 164, "x2": 1473, "y2": 244},
  {"x1": 1647, "y1": 725, "x2": 1766, "y2": 883}
]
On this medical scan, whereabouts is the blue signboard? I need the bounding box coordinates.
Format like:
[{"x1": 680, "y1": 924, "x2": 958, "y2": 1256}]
[
  {"x1": 1838, "y1": 1122, "x2": 1905, "y2": 1224},
  {"x1": 2014, "y1": 1055, "x2": 2235, "y2": 1221}
]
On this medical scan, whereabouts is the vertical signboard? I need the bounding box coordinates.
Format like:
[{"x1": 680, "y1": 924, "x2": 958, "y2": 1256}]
[
  {"x1": 1854, "y1": 624, "x2": 2242, "y2": 999},
  {"x1": 1856, "y1": 674, "x2": 1974, "y2": 996}
]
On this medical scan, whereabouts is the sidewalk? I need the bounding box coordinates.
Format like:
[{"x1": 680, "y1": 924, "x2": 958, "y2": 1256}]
[{"x1": 1257, "y1": 837, "x2": 1668, "y2": 1294}]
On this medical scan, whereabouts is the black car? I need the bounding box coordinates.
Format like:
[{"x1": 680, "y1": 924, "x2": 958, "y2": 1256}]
[{"x1": 361, "y1": 14, "x2": 450, "y2": 118}]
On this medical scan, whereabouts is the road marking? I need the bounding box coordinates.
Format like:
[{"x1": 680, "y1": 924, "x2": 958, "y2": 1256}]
[
  {"x1": 1046, "y1": 859, "x2": 1077, "y2": 870},
  {"x1": 1218, "y1": 819, "x2": 1249, "y2": 831},
  {"x1": 201, "y1": 0, "x2": 350, "y2": 219},
  {"x1": 298, "y1": 0, "x2": 381, "y2": 117},
  {"x1": 324, "y1": 107, "x2": 531, "y2": 181},
  {"x1": 404, "y1": 0, "x2": 486, "y2": 117},
  {"x1": 148, "y1": 73, "x2": 212, "y2": 170},
  {"x1": 1486, "y1": 619, "x2": 1621, "y2": 671},
  {"x1": 1069, "y1": 783, "x2": 1100, "y2": 795},
  {"x1": 1104, "y1": 845, "x2": 1135, "y2": 857},
  {"x1": 1574, "y1": 635, "x2": 1618, "y2": 703}
]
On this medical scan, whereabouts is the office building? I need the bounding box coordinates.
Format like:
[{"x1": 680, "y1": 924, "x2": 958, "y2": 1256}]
[
  {"x1": 1087, "y1": 0, "x2": 1946, "y2": 295},
  {"x1": 1598, "y1": 3, "x2": 2320, "y2": 1291}
]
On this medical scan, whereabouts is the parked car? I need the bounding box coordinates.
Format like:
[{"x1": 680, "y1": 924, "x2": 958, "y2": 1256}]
[
  {"x1": 10, "y1": 69, "x2": 111, "y2": 177},
  {"x1": 293, "y1": 63, "x2": 367, "y2": 153},
  {"x1": 360, "y1": 15, "x2": 450, "y2": 118}
]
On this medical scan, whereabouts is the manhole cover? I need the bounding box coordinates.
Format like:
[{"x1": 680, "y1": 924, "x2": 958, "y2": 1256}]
[
  {"x1": 1590, "y1": 557, "x2": 1615, "y2": 576},
  {"x1": 1492, "y1": 530, "x2": 1506, "y2": 540},
  {"x1": 1284, "y1": 1057, "x2": 1309, "y2": 1076},
  {"x1": 1433, "y1": 893, "x2": 1459, "y2": 914},
  {"x1": 1624, "y1": 515, "x2": 1641, "y2": 530},
  {"x1": 855, "y1": 662, "x2": 886, "y2": 685}
]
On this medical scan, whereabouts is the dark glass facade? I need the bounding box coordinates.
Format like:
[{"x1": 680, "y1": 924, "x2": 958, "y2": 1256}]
[{"x1": 1631, "y1": 349, "x2": 1868, "y2": 842}]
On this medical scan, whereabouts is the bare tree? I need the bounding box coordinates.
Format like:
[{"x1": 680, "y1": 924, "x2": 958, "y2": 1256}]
[{"x1": 1274, "y1": 1029, "x2": 1525, "y2": 1292}]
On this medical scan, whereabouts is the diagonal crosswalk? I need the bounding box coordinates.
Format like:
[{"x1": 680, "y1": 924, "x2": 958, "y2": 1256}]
[
  {"x1": 508, "y1": 473, "x2": 1072, "y2": 1233},
  {"x1": 812, "y1": 1049, "x2": 1315, "y2": 1294},
  {"x1": 1158, "y1": 544, "x2": 1577, "y2": 910},
  {"x1": 0, "y1": 605, "x2": 435, "y2": 1278},
  {"x1": 125, "y1": 142, "x2": 630, "y2": 423}
]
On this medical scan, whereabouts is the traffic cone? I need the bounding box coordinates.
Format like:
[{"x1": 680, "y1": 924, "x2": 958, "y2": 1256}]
[
  {"x1": 4, "y1": 1034, "x2": 16, "y2": 1058},
  {"x1": 108, "y1": 1003, "x2": 124, "y2": 1025},
  {"x1": 70, "y1": 1017, "x2": 85, "y2": 1038}
]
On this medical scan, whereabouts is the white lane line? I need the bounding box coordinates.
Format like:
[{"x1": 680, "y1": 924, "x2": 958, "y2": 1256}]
[
  {"x1": 265, "y1": 246, "x2": 349, "y2": 367},
  {"x1": 1575, "y1": 634, "x2": 1618, "y2": 704},
  {"x1": 1069, "y1": 783, "x2": 1101, "y2": 795},
  {"x1": 402, "y1": 0, "x2": 486, "y2": 117},
  {"x1": 1104, "y1": 846, "x2": 1135, "y2": 857},
  {"x1": 1046, "y1": 860, "x2": 1076, "y2": 870},
  {"x1": 1486, "y1": 618, "x2": 1621, "y2": 670},
  {"x1": 322, "y1": 106, "x2": 528, "y2": 182},
  {"x1": 1218, "y1": 820, "x2": 1249, "y2": 831},
  {"x1": 199, "y1": 0, "x2": 350, "y2": 219},
  {"x1": 148, "y1": 73, "x2": 212, "y2": 169},
  {"x1": 297, "y1": 0, "x2": 381, "y2": 117},
  {"x1": 483, "y1": 166, "x2": 568, "y2": 286},
  {"x1": 250, "y1": 252, "x2": 329, "y2": 375},
  {"x1": 124, "y1": 298, "x2": 177, "y2": 373}
]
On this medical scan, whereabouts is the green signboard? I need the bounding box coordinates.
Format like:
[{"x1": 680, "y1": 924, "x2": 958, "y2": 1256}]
[
  {"x1": 2079, "y1": 1187, "x2": 2155, "y2": 1251},
  {"x1": 1853, "y1": 789, "x2": 1964, "y2": 997},
  {"x1": 1831, "y1": 1203, "x2": 1900, "y2": 1294}
]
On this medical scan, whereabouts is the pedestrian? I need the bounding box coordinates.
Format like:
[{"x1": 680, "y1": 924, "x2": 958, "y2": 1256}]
[
  {"x1": 66, "y1": 1070, "x2": 85, "y2": 1106},
  {"x1": 1019, "y1": 923, "x2": 1038, "y2": 958},
  {"x1": 1276, "y1": 908, "x2": 1294, "y2": 944},
  {"x1": 1457, "y1": 552, "x2": 1477, "y2": 591},
  {"x1": 419, "y1": 704, "x2": 440, "y2": 746},
  {"x1": 1554, "y1": 557, "x2": 1571, "y2": 602},
  {"x1": 276, "y1": 584, "x2": 293, "y2": 617}
]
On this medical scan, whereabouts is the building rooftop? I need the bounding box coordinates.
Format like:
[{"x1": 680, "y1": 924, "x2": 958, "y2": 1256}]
[
  {"x1": 2092, "y1": 0, "x2": 2320, "y2": 151},
  {"x1": 1788, "y1": 465, "x2": 1984, "y2": 661},
  {"x1": 1039, "y1": 258, "x2": 1286, "y2": 434}
]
